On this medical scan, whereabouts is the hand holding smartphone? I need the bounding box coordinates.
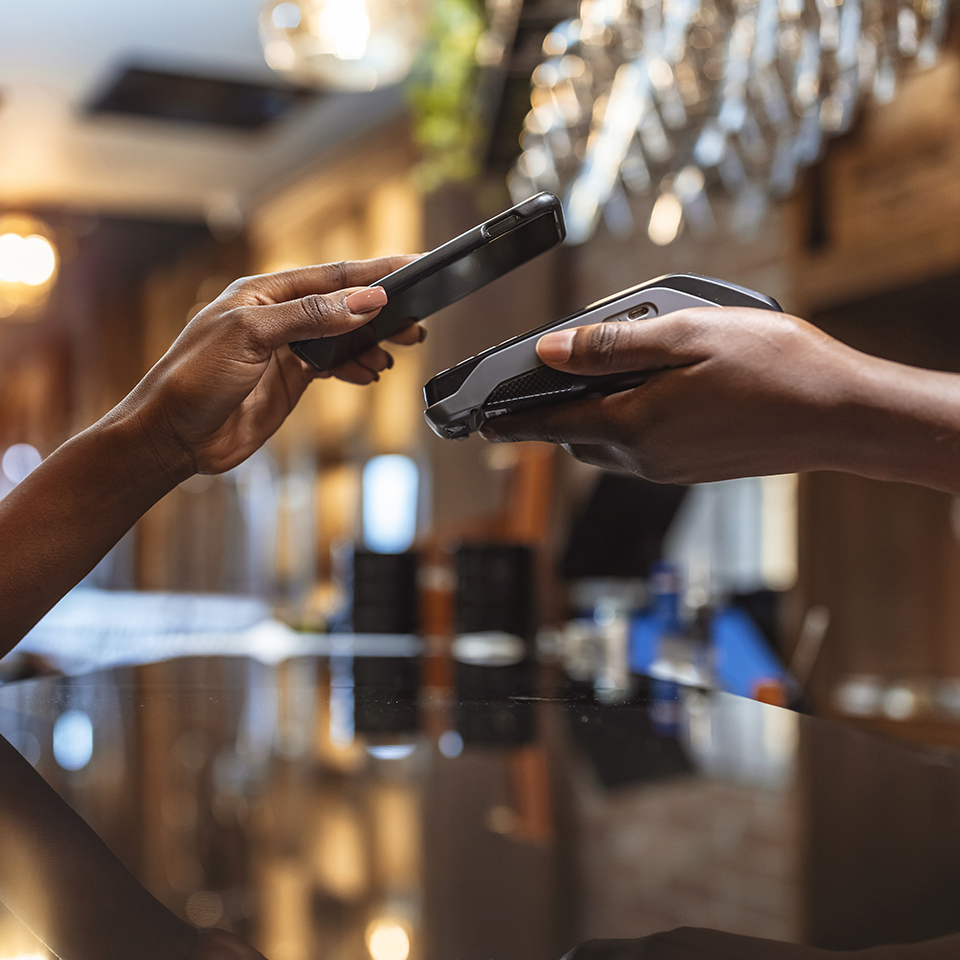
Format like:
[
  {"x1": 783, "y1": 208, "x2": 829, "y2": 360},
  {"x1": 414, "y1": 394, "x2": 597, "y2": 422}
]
[{"x1": 290, "y1": 193, "x2": 565, "y2": 372}]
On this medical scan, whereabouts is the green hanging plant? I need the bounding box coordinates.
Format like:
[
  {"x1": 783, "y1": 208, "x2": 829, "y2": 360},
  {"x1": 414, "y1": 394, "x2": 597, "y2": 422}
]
[{"x1": 406, "y1": 0, "x2": 488, "y2": 191}]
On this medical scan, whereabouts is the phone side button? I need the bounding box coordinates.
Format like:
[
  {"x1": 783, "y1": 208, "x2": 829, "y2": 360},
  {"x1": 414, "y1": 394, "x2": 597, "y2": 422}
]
[{"x1": 483, "y1": 213, "x2": 522, "y2": 240}]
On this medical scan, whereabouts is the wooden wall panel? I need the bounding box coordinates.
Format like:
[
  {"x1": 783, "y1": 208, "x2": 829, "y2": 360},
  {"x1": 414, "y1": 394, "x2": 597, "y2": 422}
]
[
  {"x1": 795, "y1": 269, "x2": 960, "y2": 716},
  {"x1": 791, "y1": 49, "x2": 960, "y2": 313}
]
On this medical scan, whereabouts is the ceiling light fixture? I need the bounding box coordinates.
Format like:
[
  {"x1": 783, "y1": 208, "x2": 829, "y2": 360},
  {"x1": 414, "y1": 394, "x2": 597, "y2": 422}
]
[
  {"x1": 509, "y1": 0, "x2": 950, "y2": 243},
  {"x1": 260, "y1": 0, "x2": 428, "y2": 90}
]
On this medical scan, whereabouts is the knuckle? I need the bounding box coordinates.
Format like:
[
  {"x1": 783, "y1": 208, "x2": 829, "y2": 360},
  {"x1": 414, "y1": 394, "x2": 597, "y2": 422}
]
[
  {"x1": 323, "y1": 260, "x2": 349, "y2": 289},
  {"x1": 667, "y1": 311, "x2": 697, "y2": 340},
  {"x1": 226, "y1": 275, "x2": 257, "y2": 296},
  {"x1": 583, "y1": 322, "x2": 622, "y2": 371},
  {"x1": 225, "y1": 306, "x2": 268, "y2": 351},
  {"x1": 223, "y1": 305, "x2": 251, "y2": 330},
  {"x1": 663, "y1": 312, "x2": 704, "y2": 351},
  {"x1": 224, "y1": 274, "x2": 276, "y2": 307},
  {"x1": 302, "y1": 294, "x2": 336, "y2": 326}
]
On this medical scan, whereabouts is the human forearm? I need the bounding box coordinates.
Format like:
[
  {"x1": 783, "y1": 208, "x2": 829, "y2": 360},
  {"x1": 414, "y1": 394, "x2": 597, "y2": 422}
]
[
  {"x1": 837, "y1": 354, "x2": 960, "y2": 494},
  {"x1": 0, "y1": 733, "x2": 197, "y2": 960},
  {"x1": 482, "y1": 308, "x2": 960, "y2": 494},
  {"x1": 0, "y1": 258, "x2": 419, "y2": 656},
  {"x1": 0, "y1": 408, "x2": 190, "y2": 654}
]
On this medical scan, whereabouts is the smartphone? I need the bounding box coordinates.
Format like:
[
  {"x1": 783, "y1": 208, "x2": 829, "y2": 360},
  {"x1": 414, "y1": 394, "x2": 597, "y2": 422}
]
[
  {"x1": 289, "y1": 192, "x2": 565, "y2": 371},
  {"x1": 423, "y1": 274, "x2": 782, "y2": 439}
]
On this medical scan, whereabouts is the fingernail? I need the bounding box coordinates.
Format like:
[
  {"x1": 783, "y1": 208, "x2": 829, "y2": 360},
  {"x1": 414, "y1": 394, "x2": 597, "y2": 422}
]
[
  {"x1": 418, "y1": 326, "x2": 428, "y2": 343},
  {"x1": 345, "y1": 286, "x2": 387, "y2": 314},
  {"x1": 385, "y1": 353, "x2": 395, "y2": 370},
  {"x1": 537, "y1": 329, "x2": 575, "y2": 363},
  {"x1": 479, "y1": 426, "x2": 501, "y2": 442}
]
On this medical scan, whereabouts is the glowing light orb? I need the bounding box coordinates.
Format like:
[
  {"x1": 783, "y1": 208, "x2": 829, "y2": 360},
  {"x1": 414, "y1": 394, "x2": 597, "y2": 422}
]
[{"x1": 366, "y1": 920, "x2": 410, "y2": 960}]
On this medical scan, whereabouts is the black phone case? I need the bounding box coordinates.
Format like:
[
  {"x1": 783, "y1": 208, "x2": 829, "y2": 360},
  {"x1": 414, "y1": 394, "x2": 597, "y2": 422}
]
[
  {"x1": 289, "y1": 193, "x2": 564, "y2": 371},
  {"x1": 423, "y1": 274, "x2": 781, "y2": 439}
]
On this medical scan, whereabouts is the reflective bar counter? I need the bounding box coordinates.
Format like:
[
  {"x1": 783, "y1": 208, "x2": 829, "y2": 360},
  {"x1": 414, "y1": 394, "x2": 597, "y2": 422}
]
[{"x1": 2, "y1": 647, "x2": 960, "y2": 960}]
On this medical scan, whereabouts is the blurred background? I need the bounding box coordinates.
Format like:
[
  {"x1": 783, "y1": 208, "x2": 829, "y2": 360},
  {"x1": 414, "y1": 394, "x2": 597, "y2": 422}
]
[
  {"x1": 4, "y1": 1, "x2": 960, "y2": 956},
  {"x1": 2, "y1": 0, "x2": 960, "y2": 730}
]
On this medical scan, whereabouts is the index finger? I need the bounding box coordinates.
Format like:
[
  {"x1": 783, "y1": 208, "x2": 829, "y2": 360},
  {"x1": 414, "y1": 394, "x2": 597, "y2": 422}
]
[{"x1": 240, "y1": 255, "x2": 422, "y2": 304}]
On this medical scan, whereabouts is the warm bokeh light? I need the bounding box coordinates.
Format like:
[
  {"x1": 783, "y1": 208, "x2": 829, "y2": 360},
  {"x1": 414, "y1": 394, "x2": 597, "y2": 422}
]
[
  {"x1": 647, "y1": 191, "x2": 683, "y2": 246},
  {"x1": 185, "y1": 891, "x2": 224, "y2": 927},
  {"x1": 312, "y1": 800, "x2": 368, "y2": 900},
  {"x1": 365, "y1": 919, "x2": 410, "y2": 960},
  {"x1": 0, "y1": 214, "x2": 59, "y2": 320},
  {"x1": 0, "y1": 234, "x2": 56, "y2": 286},
  {"x1": 318, "y1": 0, "x2": 371, "y2": 61},
  {"x1": 259, "y1": 0, "x2": 426, "y2": 90},
  {"x1": 0, "y1": 234, "x2": 24, "y2": 284}
]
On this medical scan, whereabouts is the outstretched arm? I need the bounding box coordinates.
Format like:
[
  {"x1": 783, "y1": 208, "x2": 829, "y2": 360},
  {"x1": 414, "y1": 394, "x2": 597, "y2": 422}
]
[
  {"x1": 0, "y1": 731, "x2": 266, "y2": 960},
  {"x1": 480, "y1": 307, "x2": 960, "y2": 493},
  {"x1": 0, "y1": 256, "x2": 420, "y2": 654}
]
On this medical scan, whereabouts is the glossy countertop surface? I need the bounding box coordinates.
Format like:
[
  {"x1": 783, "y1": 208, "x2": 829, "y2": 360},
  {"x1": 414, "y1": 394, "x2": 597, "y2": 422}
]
[{"x1": 2, "y1": 647, "x2": 960, "y2": 960}]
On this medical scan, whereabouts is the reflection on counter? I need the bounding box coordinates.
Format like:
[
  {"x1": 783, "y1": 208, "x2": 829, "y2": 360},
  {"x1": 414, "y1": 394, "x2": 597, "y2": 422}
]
[
  {"x1": 4, "y1": 2, "x2": 960, "y2": 957},
  {"x1": 452, "y1": 544, "x2": 538, "y2": 747},
  {"x1": 557, "y1": 559, "x2": 792, "y2": 709},
  {"x1": 4, "y1": 646, "x2": 960, "y2": 958}
]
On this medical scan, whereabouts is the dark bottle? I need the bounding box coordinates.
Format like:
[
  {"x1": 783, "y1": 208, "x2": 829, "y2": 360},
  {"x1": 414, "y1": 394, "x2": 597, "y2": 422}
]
[
  {"x1": 451, "y1": 543, "x2": 537, "y2": 746},
  {"x1": 350, "y1": 549, "x2": 421, "y2": 736}
]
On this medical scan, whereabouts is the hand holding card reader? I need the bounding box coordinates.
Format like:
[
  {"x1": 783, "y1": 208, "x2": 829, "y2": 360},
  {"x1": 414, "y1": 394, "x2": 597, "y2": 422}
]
[{"x1": 423, "y1": 274, "x2": 781, "y2": 439}]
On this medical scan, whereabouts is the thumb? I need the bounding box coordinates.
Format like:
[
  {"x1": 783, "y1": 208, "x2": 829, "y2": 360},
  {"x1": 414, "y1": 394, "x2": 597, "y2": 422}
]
[
  {"x1": 536, "y1": 312, "x2": 709, "y2": 376},
  {"x1": 242, "y1": 285, "x2": 388, "y2": 351}
]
